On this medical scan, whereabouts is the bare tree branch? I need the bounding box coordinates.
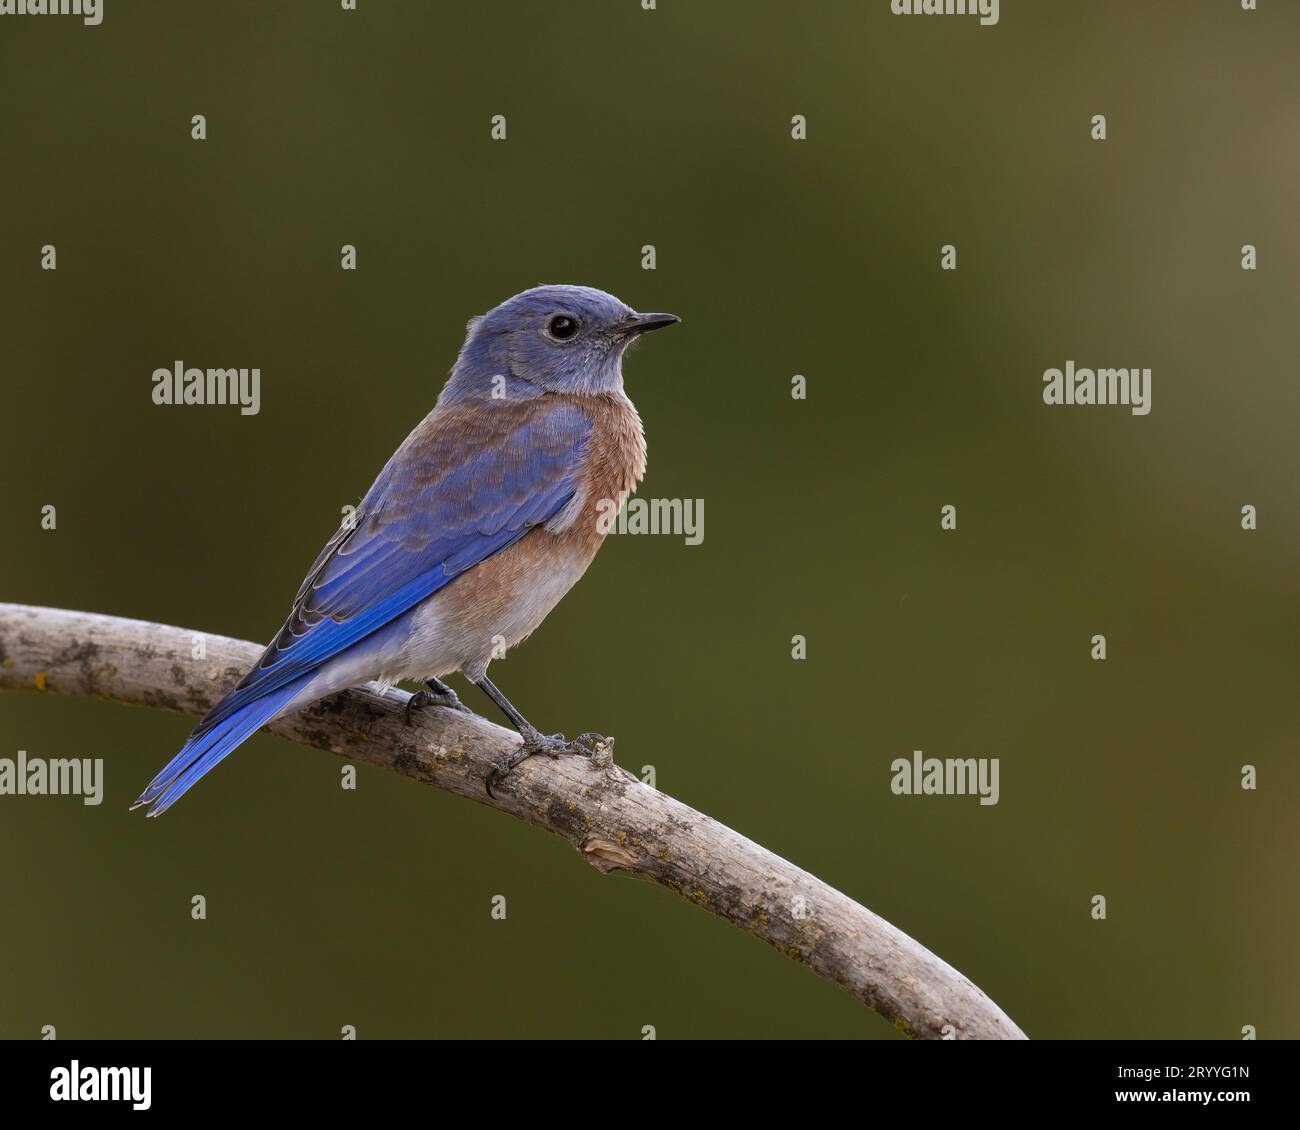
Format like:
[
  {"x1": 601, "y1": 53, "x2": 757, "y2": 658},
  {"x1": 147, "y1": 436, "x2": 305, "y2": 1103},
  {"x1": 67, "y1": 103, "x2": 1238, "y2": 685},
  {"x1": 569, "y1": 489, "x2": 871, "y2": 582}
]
[{"x1": 0, "y1": 602, "x2": 1026, "y2": 1040}]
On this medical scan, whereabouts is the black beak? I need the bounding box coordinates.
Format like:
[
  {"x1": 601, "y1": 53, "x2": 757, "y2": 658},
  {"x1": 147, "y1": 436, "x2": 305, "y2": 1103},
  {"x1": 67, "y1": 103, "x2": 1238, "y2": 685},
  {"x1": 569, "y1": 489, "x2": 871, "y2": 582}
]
[{"x1": 621, "y1": 312, "x2": 681, "y2": 336}]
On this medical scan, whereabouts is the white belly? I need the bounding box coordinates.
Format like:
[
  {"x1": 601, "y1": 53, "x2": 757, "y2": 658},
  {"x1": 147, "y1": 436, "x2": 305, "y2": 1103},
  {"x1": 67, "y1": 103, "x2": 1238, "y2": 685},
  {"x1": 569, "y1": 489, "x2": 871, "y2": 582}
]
[{"x1": 391, "y1": 540, "x2": 594, "y2": 684}]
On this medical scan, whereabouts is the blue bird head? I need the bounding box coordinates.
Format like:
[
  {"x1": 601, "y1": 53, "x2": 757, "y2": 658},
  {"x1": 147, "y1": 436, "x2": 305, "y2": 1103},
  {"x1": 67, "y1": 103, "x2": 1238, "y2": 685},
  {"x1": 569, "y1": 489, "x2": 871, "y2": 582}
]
[{"x1": 441, "y1": 285, "x2": 679, "y2": 404}]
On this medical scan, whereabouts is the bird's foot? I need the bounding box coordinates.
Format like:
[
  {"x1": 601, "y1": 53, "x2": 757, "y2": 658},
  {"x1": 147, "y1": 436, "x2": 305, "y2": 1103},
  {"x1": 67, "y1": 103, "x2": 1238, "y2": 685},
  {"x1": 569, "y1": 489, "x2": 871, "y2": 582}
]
[
  {"x1": 404, "y1": 680, "x2": 472, "y2": 725},
  {"x1": 485, "y1": 729, "x2": 608, "y2": 797}
]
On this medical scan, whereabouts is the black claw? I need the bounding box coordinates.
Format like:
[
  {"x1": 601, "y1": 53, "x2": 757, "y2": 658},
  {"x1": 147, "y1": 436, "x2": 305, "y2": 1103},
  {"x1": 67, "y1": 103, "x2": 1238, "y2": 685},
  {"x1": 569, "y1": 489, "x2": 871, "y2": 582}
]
[
  {"x1": 404, "y1": 691, "x2": 432, "y2": 725},
  {"x1": 405, "y1": 682, "x2": 471, "y2": 725},
  {"x1": 485, "y1": 749, "x2": 526, "y2": 798},
  {"x1": 482, "y1": 730, "x2": 609, "y2": 797}
]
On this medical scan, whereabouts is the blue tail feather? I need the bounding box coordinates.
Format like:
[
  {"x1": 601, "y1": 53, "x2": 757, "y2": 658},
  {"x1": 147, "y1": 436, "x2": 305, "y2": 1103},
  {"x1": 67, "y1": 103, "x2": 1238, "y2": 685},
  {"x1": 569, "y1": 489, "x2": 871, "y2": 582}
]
[{"x1": 133, "y1": 675, "x2": 311, "y2": 817}]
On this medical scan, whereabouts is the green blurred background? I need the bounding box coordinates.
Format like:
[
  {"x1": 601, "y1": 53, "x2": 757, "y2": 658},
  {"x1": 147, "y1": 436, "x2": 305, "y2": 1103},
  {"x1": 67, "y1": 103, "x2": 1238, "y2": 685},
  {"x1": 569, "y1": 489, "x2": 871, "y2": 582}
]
[{"x1": 1, "y1": 0, "x2": 1297, "y2": 1039}]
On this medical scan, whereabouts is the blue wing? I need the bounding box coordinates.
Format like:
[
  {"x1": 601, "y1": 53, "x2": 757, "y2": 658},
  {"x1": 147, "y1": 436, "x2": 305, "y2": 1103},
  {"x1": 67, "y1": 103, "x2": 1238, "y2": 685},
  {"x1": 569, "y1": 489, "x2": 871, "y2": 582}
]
[{"x1": 135, "y1": 398, "x2": 592, "y2": 815}]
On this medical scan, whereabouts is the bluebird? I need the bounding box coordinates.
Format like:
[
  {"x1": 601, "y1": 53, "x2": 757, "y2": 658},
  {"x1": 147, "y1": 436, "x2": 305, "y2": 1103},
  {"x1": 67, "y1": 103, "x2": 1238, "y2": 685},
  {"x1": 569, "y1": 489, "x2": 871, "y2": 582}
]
[{"x1": 133, "y1": 285, "x2": 678, "y2": 815}]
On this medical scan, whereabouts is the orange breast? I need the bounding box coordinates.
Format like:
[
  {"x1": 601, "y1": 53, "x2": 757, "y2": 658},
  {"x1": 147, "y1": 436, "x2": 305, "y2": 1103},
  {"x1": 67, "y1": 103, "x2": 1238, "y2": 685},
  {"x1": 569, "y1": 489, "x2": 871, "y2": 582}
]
[
  {"x1": 561, "y1": 390, "x2": 647, "y2": 554},
  {"x1": 409, "y1": 391, "x2": 647, "y2": 674}
]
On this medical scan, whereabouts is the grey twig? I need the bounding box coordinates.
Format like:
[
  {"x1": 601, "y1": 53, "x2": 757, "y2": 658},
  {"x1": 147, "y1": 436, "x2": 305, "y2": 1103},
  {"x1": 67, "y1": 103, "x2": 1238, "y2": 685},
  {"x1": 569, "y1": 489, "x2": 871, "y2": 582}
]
[{"x1": 0, "y1": 602, "x2": 1026, "y2": 1040}]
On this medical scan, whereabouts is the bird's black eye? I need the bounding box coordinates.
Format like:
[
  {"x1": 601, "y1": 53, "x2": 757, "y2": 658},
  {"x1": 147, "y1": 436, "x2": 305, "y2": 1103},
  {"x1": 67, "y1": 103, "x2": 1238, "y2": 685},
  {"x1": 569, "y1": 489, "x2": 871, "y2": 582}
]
[{"x1": 547, "y1": 314, "x2": 579, "y2": 341}]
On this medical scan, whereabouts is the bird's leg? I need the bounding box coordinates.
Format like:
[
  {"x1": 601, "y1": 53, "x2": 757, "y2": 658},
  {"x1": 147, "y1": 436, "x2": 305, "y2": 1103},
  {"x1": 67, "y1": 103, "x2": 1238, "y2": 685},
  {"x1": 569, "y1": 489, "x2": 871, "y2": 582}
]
[
  {"x1": 473, "y1": 674, "x2": 605, "y2": 797},
  {"x1": 404, "y1": 676, "x2": 472, "y2": 724}
]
